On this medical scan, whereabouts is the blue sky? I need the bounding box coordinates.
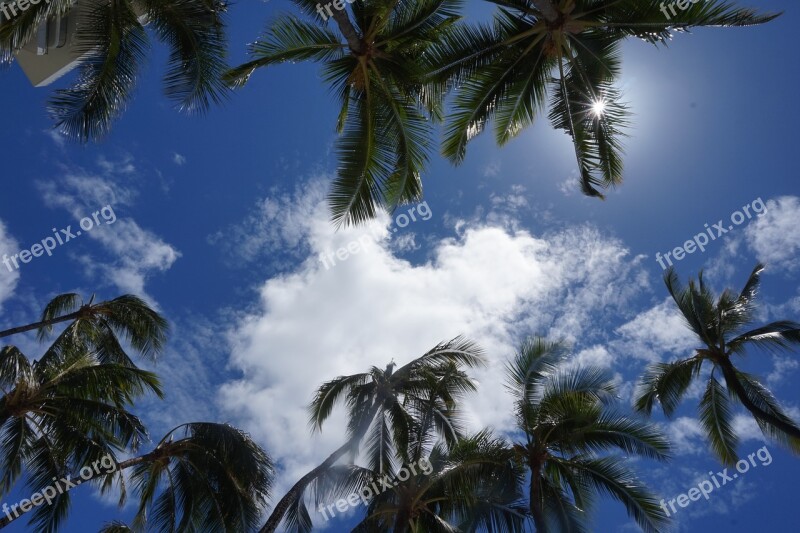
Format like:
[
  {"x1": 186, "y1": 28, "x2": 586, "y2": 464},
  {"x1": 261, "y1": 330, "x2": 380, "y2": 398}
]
[{"x1": 0, "y1": 0, "x2": 799, "y2": 531}]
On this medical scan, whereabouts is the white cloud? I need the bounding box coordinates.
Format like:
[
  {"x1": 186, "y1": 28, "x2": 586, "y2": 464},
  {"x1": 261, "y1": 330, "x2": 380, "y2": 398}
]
[
  {"x1": 615, "y1": 298, "x2": 697, "y2": 362},
  {"x1": 766, "y1": 355, "x2": 800, "y2": 387},
  {"x1": 665, "y1": 417, "x2": 706, "y2": 456},
  {"x1": 0, "y1": 220, "x2": 20, "y2": 310},
  {"x1": 482, "y1": 161, "x2": 501, "y2": 178},
  {"x1": 744, "y1": 196, "x2": 800, "y2": 271},
  {"x1": 216, "y1": 178, "x2": 652, "y2": 509},
  {"x1": 208, "y1": 178, "x2": 328, "y2": 268},
  {"x1": 490, "y1": 185, "x2": 529, "y2": 212},
  {"x1": 731, "y1": 414, "x2": 765, "y2": 444},
  {"x1": 97, "y1": 155, "x2": 136, "y2": 175},
  {"x1": 44, "y1": 129, "x2": 66, "y2": 149},
  {"x1": 37, "y1": 159, "x2": 180, "y2": 303},
  {"x1": 558, "y1": 170, "x2": 580, "y2": 196},
  {"x1": 172, "y1": 153, "x2": 187, "y2": 166},
  {"x1": 571, "y1": 345, "x2": 614, "y2": 369}
]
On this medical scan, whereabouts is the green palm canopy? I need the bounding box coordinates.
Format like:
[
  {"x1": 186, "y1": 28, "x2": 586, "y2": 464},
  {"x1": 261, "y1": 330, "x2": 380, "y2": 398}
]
[
  {"x1": 0, "y1": 0, "x2": 230, "y2": 141},
  {"x1": 123, "y1": 422, "x2": 274, "y2": 532},
  {"x1": 428, "y1": 0, "x2": 778, "y2": 197},
  {"x1": 635, "y1": 264, "x2": 800, "y2": 465},
  {"x1": 506, "y1": 337, "x2": 671, "y2": 533},
  {"x1": 352, "y1": 430, "x2": 528, "y2": 532},
  {"x1": 226, "y1": 0, "x2": 460, "y2": 226}
]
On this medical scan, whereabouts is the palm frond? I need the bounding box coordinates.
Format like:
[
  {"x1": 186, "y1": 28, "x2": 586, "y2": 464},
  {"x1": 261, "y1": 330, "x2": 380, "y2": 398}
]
[
  {"x1": 48, "y1": 0, "x2": 149, "y2": 141},
  {"x1": 224, "y1": 15, "x2": 344, "y2": 87},
  {"x1": 634, "y1": 357, "x2": 702, "y2": 416},
  {"x1": 731, "y1": 371, "x2": 800, "y2": 453},
  {"x1": 698, "y1": 375, "x2": 738, "y2": 465},
  {"x1": 567, "y1": 456, "x2": 668, "y2": 533},
  {"x1": 141, "y1": 0, "x2": 230, "y2": 112}
]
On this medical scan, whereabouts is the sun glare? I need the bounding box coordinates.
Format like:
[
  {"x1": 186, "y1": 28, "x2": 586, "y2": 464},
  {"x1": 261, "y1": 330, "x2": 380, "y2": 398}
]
[{"x1": 591, "y1": 99, "x2": 606, "y2": 117}]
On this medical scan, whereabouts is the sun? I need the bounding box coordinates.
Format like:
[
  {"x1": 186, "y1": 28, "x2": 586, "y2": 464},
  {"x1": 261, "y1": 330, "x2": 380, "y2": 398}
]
[{"x1": 591, "y1": 99, "x2": 606, "y2": 117}]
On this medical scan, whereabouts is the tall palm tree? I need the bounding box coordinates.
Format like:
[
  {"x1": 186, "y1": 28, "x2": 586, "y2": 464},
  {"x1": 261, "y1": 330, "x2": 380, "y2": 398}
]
[
  {"x1": 352, "y1": 430, "x2": 528, "y2": 532},
  {"x1": 226, "y1": 0, "x2": 461, "y2": 226},
  {"x1": 0, "y1": 0, "x2": 230, "y2": 141},
  {"x1": 260, "y1": 336, "x2": 485, "y2": 533},
  {"x1": 428, "y1": 0, "x2": 778, "y2": 197},
  {"x1": 506, "y1": 337, "x2": 671, "y2": 533},
  {"x1": 635, "y1": 264, "x2": 800, "y2": 465}
]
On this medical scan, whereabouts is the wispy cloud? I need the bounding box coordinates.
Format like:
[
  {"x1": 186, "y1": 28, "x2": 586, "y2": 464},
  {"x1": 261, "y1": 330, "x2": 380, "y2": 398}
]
[
  {"x1": 37, "y1": 158, "x2": 180, "y2": 303},
  {"x1": 0, "y1": 220, "x2": 20, "y2": 310},
  {"x1": 744, "y1": 196, "x2": 800, "y2": 271}
]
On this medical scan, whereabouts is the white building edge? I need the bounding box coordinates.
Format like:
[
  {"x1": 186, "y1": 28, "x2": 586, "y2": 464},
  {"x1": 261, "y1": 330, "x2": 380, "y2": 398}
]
[{"x1": 5, "y1": 0, "x2": 146, "y2": 87}]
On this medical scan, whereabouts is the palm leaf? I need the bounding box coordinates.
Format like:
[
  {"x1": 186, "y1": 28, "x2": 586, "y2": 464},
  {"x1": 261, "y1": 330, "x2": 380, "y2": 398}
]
[
  {"x1": 634, "y1": 357, "x2": 702, "y2": 416},
  {"x1": 48, "y1": 0, "x2": 149, "y2": 141},
  {"x1": 698, "y1": 375, "x2": 738, "y2": 465},
  {"x1": 141, "y1": 0, "x2": 230, "y2": 112}
]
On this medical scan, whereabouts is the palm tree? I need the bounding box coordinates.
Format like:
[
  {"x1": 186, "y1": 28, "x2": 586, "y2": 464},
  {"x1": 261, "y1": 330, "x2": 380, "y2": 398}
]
[
  {"x1": 0, "y1": 293, "x2": 168, "y2": 366},
  {"x1": 226, "y1": 0, "x2": 461, "y2": 226},
  {"x1": 635, "y1": 264, "x2": 800, "y2": 465},
  {"x1": 428, "y1": 0, "x2": 778, "y2": 198},
  {"x1": 506, "y1": 337, "x2": 671, "y2": 533},
  {"x1": 0, "y1": 0, "x2": 230, "y2": 141},
  {"x1": 352, "y1": 430, "x2": 528, "y2": 532},
  {"x1": 0, "y1": 341, "x2": 162, "y2": 531},
  {"x1": 0, "y1": 292, "x2": 167, "y2": 531},
  {"x1": 0, "y1": 294, "x2": 273, "y2": 532},
  {"x1": 121, "y1": 422, "x2": 274, "y2": 532},
  {"x1": 3, "y1": 422, "x2": 274, "y2": 532},
  {"x1": 260, "y1": 336, "x2": 485, "y2": 533}
]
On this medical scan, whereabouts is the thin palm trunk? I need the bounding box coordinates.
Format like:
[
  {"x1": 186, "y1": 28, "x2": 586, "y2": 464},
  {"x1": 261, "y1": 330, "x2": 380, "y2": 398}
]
[
  {"x1": 0, "y1": 308, "x2": 88, "y2": 339},
  {"x1": 529, "y1": 463, "x2": 546, "y2": 532},
  {"x1": 260, "y1": 439, "x2": 354, "y2": 533},
  {"x1": 531, "y1": 0, "x2": 560, "y2": 23},
  {"x1": 392, "y1": 503, "x2": 411, "y2": 533},
  {"x1": 331, "y1": 7, "x2": 364, "y2": 55},
  {"x1": 0, "y1": 450, "x2": 162, "y2": 529},
  {"x1": 261, "y1": 395, "x2": 386, "y2": 532},
  {"x1": 718, "y1": 359, "x2": 800, "y2": 440}
]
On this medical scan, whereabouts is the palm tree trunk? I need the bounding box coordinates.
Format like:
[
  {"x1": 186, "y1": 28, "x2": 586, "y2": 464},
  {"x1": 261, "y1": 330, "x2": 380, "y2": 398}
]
[
  {"x1": 330, "y1": 7, "x2": 364, "y2": 55},
  {"x1": 259, "y1": 439, "x2": 354, "y2": 533},
  {"x1": 392, "y1": 505, "x2": 411, "y2": 533},
  {"x1": 531, "y1": 0, "x2": 560, "y2": 23},
  {"x1": 0, "y1": 308, "x2": 86, "y2": 339},
  {"x1": 530, "y1": 464, "x2": 546, "y2": 532},
  {"x1": 718, "y1": 359, "x2": 800, "y2": 440}
]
